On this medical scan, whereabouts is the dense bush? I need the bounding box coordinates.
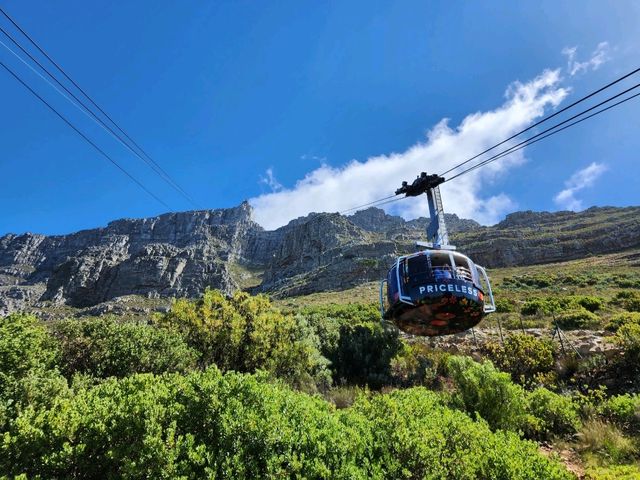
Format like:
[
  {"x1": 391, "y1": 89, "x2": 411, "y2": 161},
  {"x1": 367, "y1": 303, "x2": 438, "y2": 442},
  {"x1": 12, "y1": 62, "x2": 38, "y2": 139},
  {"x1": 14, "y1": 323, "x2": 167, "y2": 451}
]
[
  {"x1": 52, "y1": 317, "x2": 198, "y2": 378},
  {"x1": 485, "y1": 333, "x2": 555, "y2": 387},
  {"x1": 525, "y1": 387, "x2": 581, "y2": 439},
  {"x1": 599, "y1": 394, "x2": 640, "y2": 433},
  {"x1": 301, "y1": 303, "x2": 402, "y2": 388},
  {"x1": 614, "y1": 323, "x2": 640, "y2": 369},
  {"x1": 556, "y1": 307, "x2": 600, "y2": 330},
  {"x1": 0, "y1": 313, "x2": 58, "y2": 399},
  {"x1": 613, "y1": 291, "x2": 640, "y2": 312},
  {"x1": 521, "y1": 298, "x2": 560, "y2": 316},
  {"x1": 157, "y1": 289, "x2": 331, "y2": 390},
  {"x1": 495, "y1": 298, "x2": 517, "y2": 313},
  {"x1": 0, "y1": 368, "x2": 571, "y2": 479},
  {"x1": 605, "y1": 312, "x2": 640, "y2": 332},
  {"x1": 446, "y1": 356, "x2": 529, "y2": 432},
  {"x1": 330, "y1": 322, "x2": 402, "y2": 388},
  {"x1": 350, "y1": 387, "x2": 571, "y2": 479},
  {"x1": 521, "y1": 296, "x2": 603, "y2": 317}
]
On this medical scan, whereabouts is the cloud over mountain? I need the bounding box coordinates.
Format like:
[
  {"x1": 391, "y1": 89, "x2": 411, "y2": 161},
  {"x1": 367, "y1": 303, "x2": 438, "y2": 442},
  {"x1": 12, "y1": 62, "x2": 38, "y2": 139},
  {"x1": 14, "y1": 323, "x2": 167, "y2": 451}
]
[
  {"x1": 554, "y1": 162, "x2": 607, "y2": 211},
  {"x1": 250, "y1": 69, "x2": 568, "y2": 229}
]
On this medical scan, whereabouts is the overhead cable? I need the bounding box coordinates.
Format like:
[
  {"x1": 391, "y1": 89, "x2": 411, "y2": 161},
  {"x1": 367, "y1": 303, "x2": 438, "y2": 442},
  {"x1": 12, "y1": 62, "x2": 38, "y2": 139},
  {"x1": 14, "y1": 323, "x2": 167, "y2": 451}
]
[
  {"x1": 0, "y1": 60, "x2": 170, "y2": 209},
  {"x1": 446, "y1": 89, "x2": 640, "y2": 182},
  {"x1": 0, "y1": 7, "x2": 198, "y2": 207},
  {"x1": 440, "y1": 65, "x2": 640, "y2": 176}
]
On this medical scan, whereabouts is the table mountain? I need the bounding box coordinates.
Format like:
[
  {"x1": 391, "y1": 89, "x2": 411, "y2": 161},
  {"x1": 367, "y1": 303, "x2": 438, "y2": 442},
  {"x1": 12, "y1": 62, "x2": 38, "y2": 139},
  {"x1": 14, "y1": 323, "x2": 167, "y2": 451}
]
[{"x1": 1, "y1": 203, "x2": 638, "y2": 314}]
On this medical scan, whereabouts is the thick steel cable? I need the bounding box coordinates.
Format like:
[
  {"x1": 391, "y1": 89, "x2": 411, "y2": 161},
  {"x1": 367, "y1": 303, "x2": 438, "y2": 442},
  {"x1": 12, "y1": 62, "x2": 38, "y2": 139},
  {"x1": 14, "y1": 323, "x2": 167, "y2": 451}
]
[
  {"x1": 447, "y1": 90, "x2": 640, "y2": 182},
  {"x1": 340, "y1": 194, "x2": 397, "y2": 214},
  {"x1": 440, "y1": 66, "x2": 640, "y2": 176},
  {"x1": 0, "y1": 60, "x2": 170, "y2": 209},
  {"x1": 0, "y1": 7, "x2": 198, "y2": 207}
]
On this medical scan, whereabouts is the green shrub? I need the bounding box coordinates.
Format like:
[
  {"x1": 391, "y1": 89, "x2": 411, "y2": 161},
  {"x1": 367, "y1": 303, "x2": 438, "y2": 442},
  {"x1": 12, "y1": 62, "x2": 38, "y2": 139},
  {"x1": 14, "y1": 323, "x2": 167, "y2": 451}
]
[
  {"x1": 0, "y1": 313, "x2": 69, "y2": 429},
  {"x1": 351, "y1": 387, "x2": 571, "y2": 479},
  {"x1": 330, "y1": 322, "x2": 402, "y2": 388},
  {"x1": 525, "y1": 387, "x2": 581, "y2": 439},
  {"x1": 495, "y1": 298, "x2": 517, "y2": 313},
  {"x1": 52, "y1": 317, "x2": 198, "y2": 378},
  {"x1": 1, "y1": 368, "x2": 571, "y2": 479},
  {"x1": 157, "y1": 290, "x2": 331, "y2": 390},
  {"x1": 573, "y1": 296, "x2": 604, "y2": 313},
  {"x1": 614, "y1": 323, "x2": 640, "y2": 372},
  {"x1": 0, "y1": 313, "x2": 58, "y2": 399},
  {"x1": 300, "y1": 303, "x2": 402, "y2": 388},
  {"x1": 485, "y1": 333, "x2": 555, "y2": 387},
  {"x1": 556, "y1": 307, "x2": 600, "y2": 329},
  {"x1": 521, "y1": 298, "x2": 560, "y2": 316},
  {"x1": 599, "y1": 394, "x2": 640, "y2": 433},
  {"x1": 606, "y1": 312, "x2": 640, "y2": 332},
  {"x1": 613, "y1": 291, "x2": 640, "y2": 312},
  {"x1": 521, "y1": 296, "x2": 604, "y2": 317},
  {"x1": 585, "y1": 464, "x2": 640, "y2": 479},
  {"x1": 446, "y1": 356, "x2": 529, "y2": 432}
]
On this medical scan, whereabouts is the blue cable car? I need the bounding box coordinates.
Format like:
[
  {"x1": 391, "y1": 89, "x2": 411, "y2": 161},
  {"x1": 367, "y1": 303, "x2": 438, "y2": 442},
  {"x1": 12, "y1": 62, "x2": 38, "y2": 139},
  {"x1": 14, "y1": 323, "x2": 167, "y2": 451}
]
[{"x1": 379, "y1": 173, "x2": 495, "y2": 336}]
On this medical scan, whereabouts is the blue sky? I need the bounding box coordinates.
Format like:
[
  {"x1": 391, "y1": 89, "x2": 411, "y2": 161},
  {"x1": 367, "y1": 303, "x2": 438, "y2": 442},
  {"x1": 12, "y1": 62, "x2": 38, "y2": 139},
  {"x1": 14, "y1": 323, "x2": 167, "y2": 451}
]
[{"x1": 1, "y1": 1, "x2": 638, "y2": 234}]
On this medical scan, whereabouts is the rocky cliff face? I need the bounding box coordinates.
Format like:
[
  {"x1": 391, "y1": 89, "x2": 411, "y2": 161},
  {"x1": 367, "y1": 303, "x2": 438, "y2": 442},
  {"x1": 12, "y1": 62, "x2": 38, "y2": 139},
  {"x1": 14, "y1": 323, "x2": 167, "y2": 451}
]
[
  {"x1": 0, "y1": 202, "x2": 271, "y2": 313},
  {"x1": 1, "y1": 203, "x2": 639, "y2": 314}
]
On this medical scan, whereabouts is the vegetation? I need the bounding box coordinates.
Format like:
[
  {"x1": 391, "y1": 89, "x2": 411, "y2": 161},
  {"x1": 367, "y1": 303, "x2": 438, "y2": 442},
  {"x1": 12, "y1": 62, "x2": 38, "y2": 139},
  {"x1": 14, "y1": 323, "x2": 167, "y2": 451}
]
[
  {"x1": 52, "y1": 316, "x2": 198, "y2": 378},
  {"x1": 3, "y1": 247, "x2": 640, "y2": 477},
  {"x1": 484, "y1": 333, "x2": 556, "y2": 387}
]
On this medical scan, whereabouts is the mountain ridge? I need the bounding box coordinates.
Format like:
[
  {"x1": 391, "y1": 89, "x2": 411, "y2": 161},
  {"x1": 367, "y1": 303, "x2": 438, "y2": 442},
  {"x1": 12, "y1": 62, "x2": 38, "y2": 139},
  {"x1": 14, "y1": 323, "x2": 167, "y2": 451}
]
[{"x1": 1, "y1": 203, "x2": 639, "y2": 315}]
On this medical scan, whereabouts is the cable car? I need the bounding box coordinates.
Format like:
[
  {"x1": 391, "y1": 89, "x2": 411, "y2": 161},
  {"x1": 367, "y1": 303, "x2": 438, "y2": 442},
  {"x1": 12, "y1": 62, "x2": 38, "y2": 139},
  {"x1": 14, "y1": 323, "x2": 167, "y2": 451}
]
[{"x1": 380, "y1": 173, "x2": 495, "y2": 336}]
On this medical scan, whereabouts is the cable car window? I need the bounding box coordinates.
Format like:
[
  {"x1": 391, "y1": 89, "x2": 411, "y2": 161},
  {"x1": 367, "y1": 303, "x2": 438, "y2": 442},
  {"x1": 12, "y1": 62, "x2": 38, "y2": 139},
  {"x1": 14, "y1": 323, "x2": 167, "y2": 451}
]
[
  {"x1": 452, "y1": 254, "x2": 473, "y2": 282},
  {"x1": 430, "y1": 252, "x2": 453, "y2": 281}
]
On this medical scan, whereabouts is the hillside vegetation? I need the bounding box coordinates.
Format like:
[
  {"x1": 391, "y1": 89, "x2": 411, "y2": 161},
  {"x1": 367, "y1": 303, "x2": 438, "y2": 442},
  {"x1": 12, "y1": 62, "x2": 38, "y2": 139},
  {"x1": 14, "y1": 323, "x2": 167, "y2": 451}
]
[{"x1": 1, "y1": 250, "x2": 640, "y2": 478}]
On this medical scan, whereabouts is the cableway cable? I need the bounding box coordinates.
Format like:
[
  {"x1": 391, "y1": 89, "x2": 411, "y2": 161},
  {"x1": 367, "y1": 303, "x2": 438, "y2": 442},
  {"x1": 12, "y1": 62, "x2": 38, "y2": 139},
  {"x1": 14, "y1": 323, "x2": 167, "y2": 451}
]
[
  {"x1": 446, "y1": 89, "x2": 640, "y2": 182},
  {"x1": 338, "y1": 67, "x2": 640, "y2": 215},
  {"x1": 440, "y1": 65, "x2": 640, "y2": 176},
  {"x1": 0, "y1": 7, "x2": 199, "y2": 208},
  {"x1": 339, "y1": 194, "x2": 397, "y2": 214},
  {"x1": 0, "y1": 60, "x2": 170, "y2": 209},
  {"x1": 444, "y1": 82, "x2": 640, "y2": 181},
  {"x1": 0, "y1": 28, "x2": 197, "y2": 208}
]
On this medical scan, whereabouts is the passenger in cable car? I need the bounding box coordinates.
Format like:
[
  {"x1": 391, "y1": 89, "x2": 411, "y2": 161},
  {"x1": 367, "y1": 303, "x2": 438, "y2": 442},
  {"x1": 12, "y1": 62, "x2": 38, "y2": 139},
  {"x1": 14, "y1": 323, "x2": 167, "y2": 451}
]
[{"x1": 434, "y1": 264, "x2": 453, "y2": 281}]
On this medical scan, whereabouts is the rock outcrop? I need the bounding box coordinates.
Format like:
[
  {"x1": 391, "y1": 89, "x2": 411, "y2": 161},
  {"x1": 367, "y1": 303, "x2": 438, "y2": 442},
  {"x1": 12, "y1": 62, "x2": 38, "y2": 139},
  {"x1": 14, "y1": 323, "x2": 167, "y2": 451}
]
[{"x1": 1, "y1": 203, "x2": 639, "y2": 314}]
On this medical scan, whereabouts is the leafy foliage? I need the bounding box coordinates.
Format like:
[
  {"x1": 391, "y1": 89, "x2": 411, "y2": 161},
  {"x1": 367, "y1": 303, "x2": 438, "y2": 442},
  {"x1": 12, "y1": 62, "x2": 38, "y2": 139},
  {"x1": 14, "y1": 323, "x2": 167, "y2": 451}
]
[
  {"x1": 613, "y1": 291, "x2": 640, "y2": 312},
  {"x1": 52, "y1": 317, "x2": 198, "y2": 378},
  {"x1": 485, "y1": 333, "x2": 556, "y2": 387},
  {"x1": 525, "y1": 387, "x2": 581, "y2": 440},
  {"x1": 495, "y1": 298, "x2": 517, "y2": 313},
  {"x1": 521, "y1": 296, "x2": 604, "y2": 317},
  {"x1": 613, "y1": 323, "x2": 640, "y2": 381},
  {"x1": 301, "y1": 303, "x2": 402, "y2": 388},
  {"x1": 556, "y1": 308, "x2": 600, "y2": 330},
  {"x1": 157, "y1": 289, "x2": 331, "y2": 390},
  {"x1": 445, "y1": 356, "x2": 529, "y2": 432},
  {"x1": 1, "y1": 368, "x2": 571, "y2": 479},
  {"x1": 605, "y1": 312, "x2": 640, "y2": 332},
  {"x1": 0, "y1": 313, "x2": 58, "y2": 399},
  {"x1": 598, "y1": 394, "x2": 640, "y2": 433},
  {"x1": 0, "y1": 313, "x2": 66, "y2": 428}
]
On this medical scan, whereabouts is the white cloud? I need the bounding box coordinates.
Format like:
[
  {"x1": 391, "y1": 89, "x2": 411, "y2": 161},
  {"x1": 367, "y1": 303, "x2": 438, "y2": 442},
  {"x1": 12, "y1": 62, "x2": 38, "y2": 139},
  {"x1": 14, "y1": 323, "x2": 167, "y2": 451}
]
[
  {"x1": 250, "y1": 69, "x2": 569, "y2": 230},
  {"x1": 258, "y1": 167, "x2": 283, "y2": 192},
  {"x1": 554, "y1": 162, "x2": 607, "y2": 211},
  {"x1": 562, "y1": 42, "x2": 610, "y2": 76}
]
